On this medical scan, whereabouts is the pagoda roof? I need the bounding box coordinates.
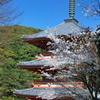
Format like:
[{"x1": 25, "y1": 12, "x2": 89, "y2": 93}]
[
  {"x1": 21, "y1": 21, "x2": 86, "y2": 49},
  {"x1": 22, "y1": 21, "x2": 85, "y2": 40},
  {"x1": 17, "y1": 59, "x2": 74, "y2": 67},
  {"x1": 18, "y1": 60, "x2": 47, "y2": 67},
  {"x1": 14, "y1": 87, "x2": 90, "y2": 100}
]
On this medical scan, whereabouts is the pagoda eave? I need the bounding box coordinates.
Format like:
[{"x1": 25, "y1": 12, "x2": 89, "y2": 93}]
[
  {"x1": 15, "y1": 94, "x2": 76, "y2": 100},
  {"x1": 14, "y1": 87, "x2": 89, "y2": 100},
  {"x1": 15, "y1": 94, "x2": 46, "y2": 100},
  {"x1": 22, "y1": 38, "x2": 51, "y2": 50},
  {"x1": 18, "y1": 65, "x2": 49, "y2": 72}
]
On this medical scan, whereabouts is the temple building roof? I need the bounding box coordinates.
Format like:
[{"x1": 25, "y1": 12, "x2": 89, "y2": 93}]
[{"x1": 14, "y1": 87, "x2": 90, "y2": 100}]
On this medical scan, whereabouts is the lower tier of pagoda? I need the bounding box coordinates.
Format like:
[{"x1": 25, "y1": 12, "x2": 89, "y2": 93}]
[
  {"x1": 15, "y1": 54, "x2": 90, "y2": 100},
  {"x1": 14, "y1": 87, "x2": 90, "y2": 100}
]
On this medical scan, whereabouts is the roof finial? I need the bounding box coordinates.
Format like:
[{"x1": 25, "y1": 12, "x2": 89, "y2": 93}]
[
  {"x1": 69, "y1": 0, "x2": 75, "y2": 19},
  {"x1": 64, "y1": 0, "x2": 78, "y2": 23}
]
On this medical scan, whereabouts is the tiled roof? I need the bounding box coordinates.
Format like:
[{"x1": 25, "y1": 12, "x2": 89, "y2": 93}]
[
  {"x1": 14, "y1": 87, "x2": 90, "y2": 100},
  {"x1": 22, "y1": 21, "x2": 85, "y2": 40}
]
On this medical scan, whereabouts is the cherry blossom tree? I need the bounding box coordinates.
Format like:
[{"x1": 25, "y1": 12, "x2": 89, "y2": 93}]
[
  {"x1": 79, "y1": 0, "x2": 100, "y2": 17},
  {"x1": 42, "y1": 29, "x2": 100, "y2": 100},
  {"x1": 0, "y1": 0, "x2": 20, "y2": 25}
]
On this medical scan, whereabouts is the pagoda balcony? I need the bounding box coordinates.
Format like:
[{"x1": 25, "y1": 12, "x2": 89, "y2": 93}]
[
  {"x1": 31, "y1": 82, "x2": 84, "y2": 89},
  {"x1": 17, "y1": 54, "x2": 71, "y2": 74}
]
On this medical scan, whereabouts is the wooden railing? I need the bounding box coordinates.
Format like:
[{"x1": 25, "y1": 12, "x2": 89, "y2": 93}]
[{"x1": 32, "y1": 82, "x2": 84, "y2": 88}]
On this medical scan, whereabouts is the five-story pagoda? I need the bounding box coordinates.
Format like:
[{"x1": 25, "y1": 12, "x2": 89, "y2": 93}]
[{"x1": 14, "y1": 0, "x2": 90, "y2": 100}]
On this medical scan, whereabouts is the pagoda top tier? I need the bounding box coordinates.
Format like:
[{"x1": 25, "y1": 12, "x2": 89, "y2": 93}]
[
  {"x1": 22, "y1": 21, "x2": 87, "y2": 50},
  {"x1": 21, "y1": 0, "x2": 89, "y2": 50}
]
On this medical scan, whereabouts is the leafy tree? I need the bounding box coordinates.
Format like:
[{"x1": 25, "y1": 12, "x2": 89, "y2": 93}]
[
  {"x1": 0, "y1": 25, "x2": 43, "y2": 100},
  {"x1": 43, "y1": 31, "x2": 100, "y2": 100},
  {"x1": 0, "y1": 67, "x2": 42, "y2": 96},
  {"x1": 0, "y1": 42, "x2": 43, "y2": 96},
  {"x1": 4, "y1": 42, "x2": 44, "y2": 62}
]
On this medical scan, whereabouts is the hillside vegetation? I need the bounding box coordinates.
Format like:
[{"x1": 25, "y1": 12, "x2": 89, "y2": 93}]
[
  {"x1": 0, "y1": 25, "x2": 44, "y2": 100},
  {"x1": 0, "y1": 25, "x2": 42, "y2": 44}
]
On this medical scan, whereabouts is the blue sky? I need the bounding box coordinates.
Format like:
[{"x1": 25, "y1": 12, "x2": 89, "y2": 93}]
[{"x1": 13, "y1": 0, "x2": 100, "y2": 30}]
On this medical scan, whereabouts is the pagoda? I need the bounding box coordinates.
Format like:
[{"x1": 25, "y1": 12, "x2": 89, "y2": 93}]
[{"x1": 14, "y1": 0, "x2": 90, "y2": 100}]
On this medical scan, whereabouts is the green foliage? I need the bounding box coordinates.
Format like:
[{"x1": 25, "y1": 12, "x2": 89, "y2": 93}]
[
  {"x1": 0, "y1": 48, "x2": 16, "y2": 67},
  {"x1": 0, "y1": 25, "x2": 42, "y2": 43},
  {"x1": 4, "y1": 42, "x2": 44, "y2": 61},
  {"x1": 0, "y1": 25, "x2": 43, "y2": 100},
  {"x1": 1, "y1": 96, "x2": 25, "y2": 100},
  {"x1": 0, "y1": 67, "x2": 42, "y2": 96}
]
